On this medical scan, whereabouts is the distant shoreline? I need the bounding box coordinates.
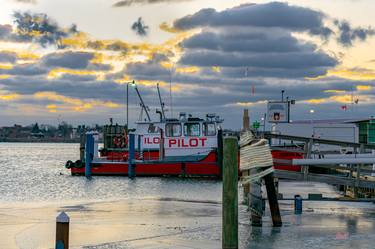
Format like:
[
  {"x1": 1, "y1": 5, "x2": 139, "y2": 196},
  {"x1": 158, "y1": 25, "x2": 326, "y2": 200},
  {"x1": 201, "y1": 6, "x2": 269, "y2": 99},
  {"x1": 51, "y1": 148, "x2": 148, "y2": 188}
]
[
  {"x1": 0, "y1": 138, "x2": 104, "y2": 143},
  {"x1": 0, "y1": 138, "x2": 80, "y2": 143}
]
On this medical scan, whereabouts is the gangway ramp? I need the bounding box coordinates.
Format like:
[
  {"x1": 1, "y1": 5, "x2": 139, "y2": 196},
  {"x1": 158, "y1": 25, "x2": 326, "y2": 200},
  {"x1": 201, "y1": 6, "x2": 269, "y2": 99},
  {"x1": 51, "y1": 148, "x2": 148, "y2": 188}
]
[{"x1": 257, "y1": 133, "x2": 375, "y2": 196}]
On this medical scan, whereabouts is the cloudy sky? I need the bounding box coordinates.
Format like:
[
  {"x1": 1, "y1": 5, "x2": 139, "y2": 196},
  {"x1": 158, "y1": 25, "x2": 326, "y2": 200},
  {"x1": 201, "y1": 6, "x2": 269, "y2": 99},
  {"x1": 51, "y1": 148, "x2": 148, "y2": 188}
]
[{"x1": 0, "y1": 0, "x2": 375, "y2": 129}]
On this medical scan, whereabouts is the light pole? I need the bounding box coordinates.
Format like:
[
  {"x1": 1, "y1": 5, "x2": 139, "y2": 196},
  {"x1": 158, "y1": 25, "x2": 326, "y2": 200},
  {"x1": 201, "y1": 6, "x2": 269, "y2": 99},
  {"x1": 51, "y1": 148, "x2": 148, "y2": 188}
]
[
  {"x1": 262, "y1": 113, "x2": 266, "y2": 133},
  {"x1": 309, "y1": 109, "x2": 315, "y2": 125},
  {"x1": 126, "y1": 83, "x2": 128, "y2": 131},
  {"x1": 126, "y1": 80, "x2": 136, "y2": 131}
]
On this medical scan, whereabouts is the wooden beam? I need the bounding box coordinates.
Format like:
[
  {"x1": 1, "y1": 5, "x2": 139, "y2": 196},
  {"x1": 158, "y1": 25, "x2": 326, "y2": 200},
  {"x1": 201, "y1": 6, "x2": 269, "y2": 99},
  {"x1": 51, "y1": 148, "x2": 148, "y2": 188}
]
[
  {"x1": 274, "y1": 170, "x2": 375, "y2": 189},
  {"x1": 264, "y1": 133, "x2": 375, "y2": 150}
]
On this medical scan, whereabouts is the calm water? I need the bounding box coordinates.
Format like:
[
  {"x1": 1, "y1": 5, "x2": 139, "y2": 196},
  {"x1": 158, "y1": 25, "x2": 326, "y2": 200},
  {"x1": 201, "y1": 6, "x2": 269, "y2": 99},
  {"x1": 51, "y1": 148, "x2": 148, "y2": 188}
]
[
  {"x1": 0, "y1": 143, "x2": 221, "y2": 203},
  {"x1": 2, "y1": 143, "x2": 375, "y2": 249}
]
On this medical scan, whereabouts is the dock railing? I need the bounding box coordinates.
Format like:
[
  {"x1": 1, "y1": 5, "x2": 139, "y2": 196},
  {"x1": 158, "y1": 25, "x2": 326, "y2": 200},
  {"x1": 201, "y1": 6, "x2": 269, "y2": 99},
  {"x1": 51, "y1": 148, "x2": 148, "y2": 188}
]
[{"x1": 264, "y1": 133, "x2": 375, "y2": 198}]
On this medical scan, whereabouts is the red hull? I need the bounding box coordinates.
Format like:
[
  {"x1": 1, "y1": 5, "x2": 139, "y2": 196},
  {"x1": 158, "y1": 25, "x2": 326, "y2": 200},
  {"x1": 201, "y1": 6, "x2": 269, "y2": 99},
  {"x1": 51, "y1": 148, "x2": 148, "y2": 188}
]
[
  {"x1": 71, "y1": 151, "x2": 221, "y2": 177},
  {"x1": 272, "y1": 150, "x2": 303, "y2": 172},
  {"x1": 70, "y1": 148, "x2": 302, "y2": 177}
]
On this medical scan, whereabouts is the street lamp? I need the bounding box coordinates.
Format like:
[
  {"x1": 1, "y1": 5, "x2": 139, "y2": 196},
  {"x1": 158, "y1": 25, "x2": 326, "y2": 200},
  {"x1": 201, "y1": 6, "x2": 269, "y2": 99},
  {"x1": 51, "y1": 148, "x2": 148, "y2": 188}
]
[
  {"x1": 309, "y1": 109, "x2": 315, "y2": 126},
  {"x1": 126, "y1": 80, "x2": 136, "y2": 131}
]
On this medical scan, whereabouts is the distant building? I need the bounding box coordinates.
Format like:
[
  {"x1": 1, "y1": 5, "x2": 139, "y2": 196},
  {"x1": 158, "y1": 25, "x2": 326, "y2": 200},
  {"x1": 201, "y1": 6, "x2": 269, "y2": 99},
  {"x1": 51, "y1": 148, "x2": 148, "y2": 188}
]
[
  {"x1": 242, "y1": 109, "x2": 250, "y2": 131},
  {"x1": 273, "y1": 118, "x2": 375, "y2": 153}
]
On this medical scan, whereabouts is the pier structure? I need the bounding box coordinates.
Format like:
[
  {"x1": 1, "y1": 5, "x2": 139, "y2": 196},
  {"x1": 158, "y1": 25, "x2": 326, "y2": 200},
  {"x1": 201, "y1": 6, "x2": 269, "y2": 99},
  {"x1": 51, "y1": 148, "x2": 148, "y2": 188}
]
[
  {"x1": 264, "y1": 133, "x2": 375, "y2": 198},
  {"x1": 238, "y1": 131, "x2": 282, "y2": 227},
  {"x1": 233, "y1": 131, "x2": 375, "y2": 233}
]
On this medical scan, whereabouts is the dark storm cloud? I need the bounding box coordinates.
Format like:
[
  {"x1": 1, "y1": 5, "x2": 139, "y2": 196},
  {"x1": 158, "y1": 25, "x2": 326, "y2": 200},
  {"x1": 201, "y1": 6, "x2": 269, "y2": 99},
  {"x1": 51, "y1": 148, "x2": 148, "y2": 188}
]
[
  {"x1": 87, "y1": 63, "x2": 113, "y2": 71},
  {"x1": 181, "y1": 30, "x2": 316, "y2": 53},
  {"x1": 164, "y1": 3, "x2": 343, "y2": 82},
  {"x1": 334, "y1": 20, "x2": 375, "y2": 46},
  {"x1": 219, "y1": 67, "x2": 329, "y2": 79},
  {"x1": 0, "y1": 76, "x2": 125, "y2": 102},
  {"x1": 131, "y1": 17, "x2": 149, "y2": 36},
  {"x1": 12, "y1": 12, "x2": 77, "y2": 48},
  {"x1": 173, "y1": 2, "x2": 330, "y2": 37},
  {"x1": 113, "y1": 0, "x2": 191, "y2": 7},
  {"x1": 173, "y1": 2, "x2": 374, "y2": 46},
  {"x1": 0, "y1": 51, "x2": 111, "y2": 77},
  {"x1": 179, "y1": 50, "x2": 337, "y2": 69},
  {"x1": 41, "y1": 52, "x2": 94, "y2": 69},
  {"x1": 0, "y1": 51, "x2": 17, "y2": 63},
  {"x1": 0, "y1": 25, "x2": 12, "y2": 39},
  {"x1": 58, "y1": 74, "x2": 98, "y2": 82},
  {"x1": 0, "y1": 63, "x2": 47, "y2": 76}
]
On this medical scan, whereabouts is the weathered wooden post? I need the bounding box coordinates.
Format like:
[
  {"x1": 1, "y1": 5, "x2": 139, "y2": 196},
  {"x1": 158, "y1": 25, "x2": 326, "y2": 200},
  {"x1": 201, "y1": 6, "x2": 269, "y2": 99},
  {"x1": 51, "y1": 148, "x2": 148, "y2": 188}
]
[
  {"x1": 222, "y1": 137, "x2": 238, "y2": 249},
  {"x1": 79, "y1": 133, "x2": 85, "y2": 161},
  {"x1": 217, "y1": 129, "x2": 224, "y2": 179},
  {"x1": 241, "y1": 170, "x2": 250, "y2": 205},
  {"x1": 264, "y1": 173, "x2": 282, "y2": 227},
  {"x1": 85, "y1": 132, "x2": 94, "y2": 179},
  {"x1": 249, "y1": 178, "x2": 263, "y2": 226},
  {"x1": 128, "y1": 133, "x2": 135, "y2": 179},
  {"x1": 55, "y1": 212, "x2": 69, "y2": 249}
]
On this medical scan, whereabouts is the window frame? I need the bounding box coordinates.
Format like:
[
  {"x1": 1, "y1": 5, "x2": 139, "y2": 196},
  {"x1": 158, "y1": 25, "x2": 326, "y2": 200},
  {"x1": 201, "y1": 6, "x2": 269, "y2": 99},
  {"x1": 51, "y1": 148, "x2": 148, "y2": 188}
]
[
  {"x1": 147, "y1": 124, "x2": 160, "y2": 134},
  {"x1": 165, "y1": 123, "x2": 182, "y2": 137},
  {"x1": 204, "y1": 122, "x2": 216, "y2": 136},
  {"x1": 183, "y1": 122, "x2": 201, "y2": 137}
]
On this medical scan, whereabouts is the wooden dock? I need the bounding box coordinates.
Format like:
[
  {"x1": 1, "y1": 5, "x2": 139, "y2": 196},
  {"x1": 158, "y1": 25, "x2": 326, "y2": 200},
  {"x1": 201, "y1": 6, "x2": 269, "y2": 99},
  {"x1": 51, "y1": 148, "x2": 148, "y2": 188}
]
[{"x1": 263, "y1": 132, "x2": 375, "y2": 197}]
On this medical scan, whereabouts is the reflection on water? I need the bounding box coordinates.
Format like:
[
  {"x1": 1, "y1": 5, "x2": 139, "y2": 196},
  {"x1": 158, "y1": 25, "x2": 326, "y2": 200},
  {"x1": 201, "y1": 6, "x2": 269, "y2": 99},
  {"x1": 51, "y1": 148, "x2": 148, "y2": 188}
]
[
  {"x1": 3, "y1": 143, "x2": 375, "y2": 249},
  {"x1": 0, "y1": 143, "x2": 221, "y2": 203}
]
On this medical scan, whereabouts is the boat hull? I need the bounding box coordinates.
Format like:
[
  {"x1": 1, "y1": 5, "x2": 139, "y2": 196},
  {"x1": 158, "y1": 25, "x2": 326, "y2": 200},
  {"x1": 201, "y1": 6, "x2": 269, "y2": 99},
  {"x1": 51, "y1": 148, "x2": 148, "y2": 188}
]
[{"x1": 71, "y1": 151, "x2": 222, "y2": 177}]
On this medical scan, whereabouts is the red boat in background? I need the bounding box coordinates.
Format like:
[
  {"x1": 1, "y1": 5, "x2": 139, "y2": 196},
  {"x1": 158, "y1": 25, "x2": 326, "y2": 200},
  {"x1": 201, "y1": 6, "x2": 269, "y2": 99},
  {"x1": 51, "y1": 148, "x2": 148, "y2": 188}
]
[
  {"x1": 66, "y1": 83, "x2": 226, "y2": 178},
  {"x1": 272, "y1": 150, "x2": 303, "y2": 172},
  {"x1": 65, "y1": 83, "x2": 304, "y2": 178}
]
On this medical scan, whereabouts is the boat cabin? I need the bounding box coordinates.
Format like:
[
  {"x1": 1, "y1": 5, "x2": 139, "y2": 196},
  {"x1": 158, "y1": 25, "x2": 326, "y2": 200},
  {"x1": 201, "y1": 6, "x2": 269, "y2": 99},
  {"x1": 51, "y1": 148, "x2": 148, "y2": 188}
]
[{"x1": 135, "y1": 113, "x2": 223, "y2": 157}]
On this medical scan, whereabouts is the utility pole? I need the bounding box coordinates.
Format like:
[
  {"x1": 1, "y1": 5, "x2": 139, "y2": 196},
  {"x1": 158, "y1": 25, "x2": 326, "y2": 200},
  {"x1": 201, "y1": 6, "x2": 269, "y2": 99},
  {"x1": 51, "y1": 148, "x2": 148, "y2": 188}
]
[{"x1": 126, "y1": 83, "x2": 129, "y2": 131}]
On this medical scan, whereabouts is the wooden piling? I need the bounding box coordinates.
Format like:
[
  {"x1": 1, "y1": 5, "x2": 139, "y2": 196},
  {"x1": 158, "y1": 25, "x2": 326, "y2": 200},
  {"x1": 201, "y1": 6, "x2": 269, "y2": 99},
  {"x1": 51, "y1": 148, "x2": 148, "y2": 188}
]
[
  {"x1": 249, "y1": 178, "x2": 263, "y2": 227},
  {"x1": 264, "y1": 173, "x2": 282, "y2": 227},
  {"x1": 79, "y1": 133, "x2": 85, "y2": 162},
  {"x1": 217, "y1": 129, "x2": 224, "y2": 179},
  {"x1": 85, "y1": 133, "x2": 94, "y2": 179},
  {"x1": 222, "y1": 137, "x2": 238, "y2": 249},
  {"x1": 128, "y1": 133, "x2": 135, "y2": 179},
  {"x1": 55, "y1": 212, "x2": 69, "y2": 249},
  {"x1": 241, "y1": 170, "x2": 250, "y2": 205}
]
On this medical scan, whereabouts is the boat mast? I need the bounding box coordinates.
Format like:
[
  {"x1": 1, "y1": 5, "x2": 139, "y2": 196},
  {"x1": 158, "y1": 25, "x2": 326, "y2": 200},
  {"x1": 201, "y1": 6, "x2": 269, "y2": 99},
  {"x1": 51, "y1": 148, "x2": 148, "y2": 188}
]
[
  {"x1": 134, "y1": 83, "x2": 151, "y2": 121},
  {"x1": 157, "y1": 83, "x2": 166, "y2": 121}
]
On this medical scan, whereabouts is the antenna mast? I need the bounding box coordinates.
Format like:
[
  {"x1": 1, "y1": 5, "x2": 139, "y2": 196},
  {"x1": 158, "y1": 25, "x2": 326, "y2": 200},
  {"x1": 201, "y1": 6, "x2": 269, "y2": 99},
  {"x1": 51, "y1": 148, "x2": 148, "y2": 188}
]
[
  {"x1": 157, "y1": 83, "x2": 166, "y2": 120},
  {"x1": 169, "y1": 66, "x2": 173, "y2": 118},
  {"x1": 134, "y1": 84, "x2": 151, "y2": 121}
]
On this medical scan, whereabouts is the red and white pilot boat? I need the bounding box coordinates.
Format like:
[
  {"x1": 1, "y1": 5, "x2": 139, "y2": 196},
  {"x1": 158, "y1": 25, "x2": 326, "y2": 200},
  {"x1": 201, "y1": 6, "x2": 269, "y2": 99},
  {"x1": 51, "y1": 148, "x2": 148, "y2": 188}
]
[{"x1": 66, "y1": 84, "x2": 226, "y2": 177}]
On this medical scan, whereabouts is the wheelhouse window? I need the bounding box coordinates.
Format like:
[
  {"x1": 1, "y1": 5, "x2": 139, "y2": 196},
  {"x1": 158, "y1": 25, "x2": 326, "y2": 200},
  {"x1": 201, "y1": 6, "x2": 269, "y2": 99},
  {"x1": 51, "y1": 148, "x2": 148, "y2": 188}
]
[
  {"x1": 203, "y1": 123, "x2": 216, "y2": 136},
  {"x1": 166, "y1": 123, "x2": 181, "y2": 137},
  {"x1": 147, "y1": 124, "x2": 159, "y2": 133},
  {"x1": 184, "y1": 123, "x2": 200, "y2": 136}
]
